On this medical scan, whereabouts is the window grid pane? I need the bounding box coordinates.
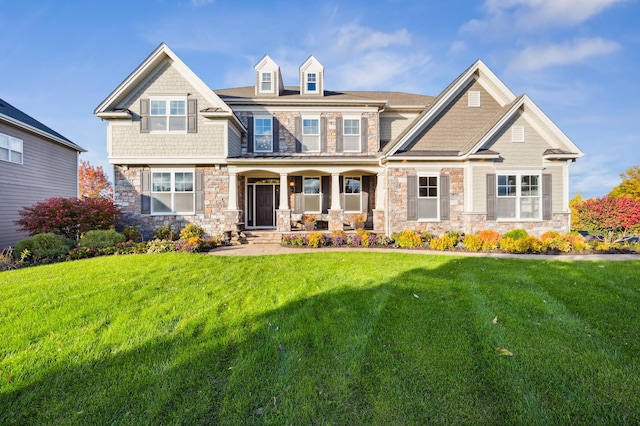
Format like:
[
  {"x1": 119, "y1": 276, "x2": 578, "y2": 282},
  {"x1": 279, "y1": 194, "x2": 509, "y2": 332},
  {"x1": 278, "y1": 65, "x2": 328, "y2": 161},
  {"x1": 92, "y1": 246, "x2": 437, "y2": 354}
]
[
  {"x1": 152, "y1": 173, "x2": 171, "y2": 192},
  {"x1": 345, "y1": 177, "x2": 361, "y2": 194},
  {"x1": 170, "y1": 100, "x2": 185, "y2": 115},
  {"x1": 343, "y1": 119, "x2": 360, "y2": 135},
  {"x1": 304, "y1": 177, "x2": 320, "y2": 194},
  {"x1": 418, "y1": 176, "x2": 438, "y2": 198},
  {"x1": 150, "y1": 100, "x2": 166, "y2": 115}
]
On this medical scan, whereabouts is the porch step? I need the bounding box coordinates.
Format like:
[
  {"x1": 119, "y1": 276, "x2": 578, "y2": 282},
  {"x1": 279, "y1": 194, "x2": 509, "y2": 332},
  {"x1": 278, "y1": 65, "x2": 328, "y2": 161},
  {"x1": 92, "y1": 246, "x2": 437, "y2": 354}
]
[{"x1": 242, "y1": 230, "x2": 282, "y2": 245}]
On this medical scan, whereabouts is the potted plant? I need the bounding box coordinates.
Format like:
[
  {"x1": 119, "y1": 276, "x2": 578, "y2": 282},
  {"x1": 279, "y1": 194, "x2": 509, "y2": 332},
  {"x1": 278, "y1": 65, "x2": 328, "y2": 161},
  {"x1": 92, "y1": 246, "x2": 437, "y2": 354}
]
[
  {"x1": 354, "y1": 214, "x2": 366, "y2": 230},
  {"x1": 303, "y1": 215, "x2": 316, "y2": 231}
]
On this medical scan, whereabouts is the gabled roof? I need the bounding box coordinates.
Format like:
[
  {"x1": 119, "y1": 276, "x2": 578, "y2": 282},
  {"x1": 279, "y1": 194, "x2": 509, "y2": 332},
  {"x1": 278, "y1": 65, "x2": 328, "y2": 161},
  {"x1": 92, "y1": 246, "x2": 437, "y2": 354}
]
[
  {"x1": 94, "y1": 43, "x2": 231, "y2": 116},
  {"x1": 299, "y1": 55, "x2": 324, "y2": 73},
  {"x1": 0, "y1": 98, "x2": 85, "y2": 152}
]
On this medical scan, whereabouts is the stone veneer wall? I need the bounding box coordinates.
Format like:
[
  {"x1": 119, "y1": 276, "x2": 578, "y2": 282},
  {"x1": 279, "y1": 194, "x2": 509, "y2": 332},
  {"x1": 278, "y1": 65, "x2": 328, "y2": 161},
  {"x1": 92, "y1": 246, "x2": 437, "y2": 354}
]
[
  {"x1": 386, "y1": 166, "x2": 569, "y2": 236},
  {"x1": 114, "y1": 165, "x2": 236, "y2": 239}
]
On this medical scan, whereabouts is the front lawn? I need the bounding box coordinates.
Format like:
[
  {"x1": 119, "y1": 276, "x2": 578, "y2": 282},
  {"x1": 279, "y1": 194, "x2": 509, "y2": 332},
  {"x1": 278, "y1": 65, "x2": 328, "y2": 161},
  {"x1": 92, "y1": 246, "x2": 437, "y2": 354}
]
[{"x1": 1, "y1": 253, "x2": 639, "y2": 424}]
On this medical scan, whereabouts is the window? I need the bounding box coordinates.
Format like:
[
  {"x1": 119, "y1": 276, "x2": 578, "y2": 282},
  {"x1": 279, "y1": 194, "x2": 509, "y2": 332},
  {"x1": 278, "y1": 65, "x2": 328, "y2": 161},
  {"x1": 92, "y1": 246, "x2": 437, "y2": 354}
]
[
  {"x1": 306, "y1": 73, "x2": 317, "y2": 92},
  {"x1": 260, "y1": 72, "x2": 272, "y2": 92},
  {"x1": 344, "y1": 176, "x2": 362, "y2": 212},
  {"x1": 0, "y1": 132, "x2": 23, "y2": 164},
  {"x1": 512, "y1": 126, "x2": 525, "y2": 142},
  {"x1": 302, "y1": 117, "x2": 320, "y2": 152},
  {"x1": 149, "y1": 99, "x2": 186, "y2": 132},
  {"x1": 468, "y1": 91, "x2": 481, "y2": 107},
  {"x1": 151, "y1": 170, "x2": 194, "y2": 214},
  {"x1": 418, "y1": 175, "x2": 438, "y2": 220},
  {"x1": 254, "y1": 117, "x2": 273, "y2": 152},
  {"x1": 303, "y1": 177, "x2": 321, "y2": 212},
  {"x1": 497, "y1": 174, "x2": 540, "y2": 219},
  {"x1": 343, "y1": 118, "x2": 360, "y2": 152}
]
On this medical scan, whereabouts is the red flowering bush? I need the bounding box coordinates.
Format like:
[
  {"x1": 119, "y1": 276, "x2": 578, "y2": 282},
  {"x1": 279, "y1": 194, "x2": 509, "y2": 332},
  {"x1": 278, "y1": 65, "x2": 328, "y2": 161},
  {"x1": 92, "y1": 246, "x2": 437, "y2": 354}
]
[
  {"x1": 575, "y1": 196, "x2": 640, "y2": 242},
  {"x1": 15, "y1": 197, "x2": 121, "y2": 240}
]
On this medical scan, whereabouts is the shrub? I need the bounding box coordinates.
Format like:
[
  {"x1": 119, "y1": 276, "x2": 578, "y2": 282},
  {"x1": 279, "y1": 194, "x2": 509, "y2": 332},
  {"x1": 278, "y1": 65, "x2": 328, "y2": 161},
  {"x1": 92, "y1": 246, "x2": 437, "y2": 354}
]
[
  {"x1": 376, "y1": 235, "x2": 394, "y2": 247},
  {"x1": 429, "y1": 234, "x2": 457, "y2": 251},
  {"x1": 331, "y1": 230, "x2": 347, "y2": 246},
  {"x1": 540, "y1": 230, "x2": 560, "y2": 242},
  {"x1": 153, "y1": 224, "x2": 178, "y2": 241},
  {"x1": 123, "y1": 225, "x2": 142, "y2": 242},
  {"x1": 503, "y1": 229, "x2": 528, "y2": 240},
  {"x1": 463, "y1": 234, "x2": 483, "y2": 252},
  {"x1": 306, "y1": 232, "x2": 324, "y2": 248},
  {"x1": 518, "y1": 236, "x2": 543, "y2": 253},
  {"x1": 0, "y1": 247, "x2": 19, "y2": 271},
  {"x1": 544, "y1": 237, "x2": 571, "y2": 253},
  {"x1": 477, "y1": 230, "x2": 501, "y2": 250},
  {"x1": 68, "y1": 246, "x2": 98, "y2": 260},
  {"x1": 349, "y1": 233, "x2": 363, "y2": 247},
  {"x1": 146, "y1": 239, "x2": 176, "y2": 254},
  {"x1": 15, "y1": 233, "x2": 74, "y2": 261},
  {"x1": 175, "y1": 237, "x2": 203, "y2": 253},
  {"x1": 15, "y1": 197, "x2": 121, "y2": 240},
  {"x1": 394, "y1": 230, "x2": 423, "y2": 248},
  {"x1": 281, "y1": 234, "x2": 306, "y2": 246},
  {"x1": 78, "y1": 230, "x2": 126, "y2": 250},
  {"x1": 562, "y1": 233, "x2": 590, "y2": 251},
  {"x1": 180, "y1": 223, "x2": 205, "y2": 240}
]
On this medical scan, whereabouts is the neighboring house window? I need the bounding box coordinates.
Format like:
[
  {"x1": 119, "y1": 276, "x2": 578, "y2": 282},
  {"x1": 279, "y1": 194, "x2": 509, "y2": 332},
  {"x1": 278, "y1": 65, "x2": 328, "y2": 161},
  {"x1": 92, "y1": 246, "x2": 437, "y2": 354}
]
[
  {"x1": 512, "y1": 126, "x2": 525, "y2": 142},
  {"x1": 497, "y1": 174, "x2": 540, "y2": 219},
  {"x1": 468, "y1": 91, "x2": 481, "y2": 107},
  {"x1": 150, "y1": 98, "x2": 186, "y2": 132},
  {"x1": 306, "y1": 73, "x2": 317, "y2": 92},
  {"x1": 418, "y1": 175, "x2": 439, "y2": 220},
  {"x1": 254, "y1": 116, "x2": 273, "y2": 152},
  {"x1": 0, "y1": 132, "x2": 23, "y2": 164},
  {"x1": 344, "y1": 176, "x2": 362, "y2": 212},
  {"x1": 260, "y1": 72, "x2": 272, "y2": 92},
  {"x1": 151, "y1": 170, "x2": 194, "y2": 214},
  {"x1": 302, "y1": 117, "x2": 320, "y2": 152},
  {"x1": 303, "y1": 176, "x2": 321, "y2": 212},
  {"x1": 343, "y1": 118, "x2": 360, "y2": 152}
]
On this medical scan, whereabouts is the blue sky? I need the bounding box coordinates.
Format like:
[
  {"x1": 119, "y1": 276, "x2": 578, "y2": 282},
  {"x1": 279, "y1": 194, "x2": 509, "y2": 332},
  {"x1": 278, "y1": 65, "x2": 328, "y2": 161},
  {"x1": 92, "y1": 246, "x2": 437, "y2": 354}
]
[{"x1": 1, "y1": 0, "x2": 638, "y2": 199}]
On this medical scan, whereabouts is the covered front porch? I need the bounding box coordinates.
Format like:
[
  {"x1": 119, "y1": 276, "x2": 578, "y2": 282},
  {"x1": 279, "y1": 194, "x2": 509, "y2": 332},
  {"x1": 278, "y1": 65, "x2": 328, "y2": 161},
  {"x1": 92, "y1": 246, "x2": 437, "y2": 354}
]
[{"x1": 225, "y1": 164, "x2": 387, "y2": 233}]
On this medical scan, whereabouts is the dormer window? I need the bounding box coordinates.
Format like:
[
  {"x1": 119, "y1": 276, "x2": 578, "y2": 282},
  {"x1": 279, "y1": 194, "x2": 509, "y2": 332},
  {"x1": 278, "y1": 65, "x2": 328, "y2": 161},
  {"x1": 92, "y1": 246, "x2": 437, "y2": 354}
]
[
  {"x1": 260, "y1": 72, "x2": 272, "y2": 93},
  {"x1": 306, "y1": 73, "x2": 317, "y2": 92}
]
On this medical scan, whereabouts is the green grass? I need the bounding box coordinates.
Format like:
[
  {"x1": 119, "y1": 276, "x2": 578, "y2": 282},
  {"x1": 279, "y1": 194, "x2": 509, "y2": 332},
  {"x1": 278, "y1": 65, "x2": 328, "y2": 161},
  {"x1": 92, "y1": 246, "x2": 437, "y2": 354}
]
[{"x1": 1, "y1": 252, "x2": 639, "y2": 425}]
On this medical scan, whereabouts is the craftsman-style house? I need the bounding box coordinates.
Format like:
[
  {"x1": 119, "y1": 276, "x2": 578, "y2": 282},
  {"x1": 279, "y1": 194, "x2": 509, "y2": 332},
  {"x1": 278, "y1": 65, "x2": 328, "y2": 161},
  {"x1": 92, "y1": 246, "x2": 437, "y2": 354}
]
[{"x1": 94, "y1": 43, "x2": 582, "y2": 238}]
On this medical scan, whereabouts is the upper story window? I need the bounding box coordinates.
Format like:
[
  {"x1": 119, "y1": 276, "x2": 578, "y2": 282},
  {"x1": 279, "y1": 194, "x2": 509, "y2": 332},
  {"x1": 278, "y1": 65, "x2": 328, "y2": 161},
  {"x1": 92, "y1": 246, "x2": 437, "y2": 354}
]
[
  {"x1": 150, "y1": 98, "x2": 186, "y2": 132},
  {"x1": 302, "y1": 117, "x2": 320, "y2": 152},
  {"x1": 0, "y1": 132, "x2": 23, "y2": 164},
  {"x1": 343, "y1": 118, "x2": 361, "y2": 152},
  {"x1": 151, "y1": 170, "x2": 194, "y2": 214},
  {"x1": 306, "y1": 73, "x2": 318, "y2": 93},
  {"x1": 254, "y1": 116, "x2": 273, "y2": 152},
  {"x1": 418, "y1": 175, "x2": 439, "y2": 220},
  {"x1": 260, "y1": 72, "x2": 273, "y2": 93},
  {"x1": 497, "y1": 174, "x2": 540, "y2": 220},
  {"x1": 468, "y1": 91, "x2": 481, "y2": 107}
]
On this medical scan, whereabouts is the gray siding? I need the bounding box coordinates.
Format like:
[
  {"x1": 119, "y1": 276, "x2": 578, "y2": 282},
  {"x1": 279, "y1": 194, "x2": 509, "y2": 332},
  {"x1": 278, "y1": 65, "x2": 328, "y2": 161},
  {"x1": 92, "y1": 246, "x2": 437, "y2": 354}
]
[
  {"x1": 379, "y1": 113, "x2": 415, "y2": 147},
  {"x1": 485, "y1": 114, "x2": 551, "y2": 167},
  {"x1": 228, "y1": 123, "x2": 241, "y2": 157},
  {"x1": 0, "y1": 122, "x2": 78, "y2": 249}
]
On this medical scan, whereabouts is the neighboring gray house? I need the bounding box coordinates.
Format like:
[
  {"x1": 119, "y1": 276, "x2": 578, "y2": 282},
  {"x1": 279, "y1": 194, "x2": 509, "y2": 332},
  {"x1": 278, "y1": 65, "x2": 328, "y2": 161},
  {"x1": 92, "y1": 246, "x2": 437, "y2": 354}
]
[
  {"x1": 95, "y1": 43, "x2": 582, "y2": 238},
  {"x1": 0, "y1": 98, "x2": 85, "y2": 249}
]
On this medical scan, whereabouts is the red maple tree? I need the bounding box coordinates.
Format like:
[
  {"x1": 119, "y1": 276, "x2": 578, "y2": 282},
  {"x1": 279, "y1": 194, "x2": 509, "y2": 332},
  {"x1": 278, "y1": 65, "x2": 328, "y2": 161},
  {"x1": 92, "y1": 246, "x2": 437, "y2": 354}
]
[{"x1": 79, "y1": 160, "x2": 113, "y2": 198}]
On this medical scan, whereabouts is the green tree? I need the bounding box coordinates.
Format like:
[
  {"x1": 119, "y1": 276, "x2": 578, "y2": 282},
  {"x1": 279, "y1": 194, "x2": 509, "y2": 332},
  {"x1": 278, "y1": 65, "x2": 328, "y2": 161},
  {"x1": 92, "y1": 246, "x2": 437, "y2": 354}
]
[
  {"x1": 569, "y1": 193, "x2": 584, "y2": 231},
  {"x1": 609, "y1": 165, "x2": 640, "y2": 199}
]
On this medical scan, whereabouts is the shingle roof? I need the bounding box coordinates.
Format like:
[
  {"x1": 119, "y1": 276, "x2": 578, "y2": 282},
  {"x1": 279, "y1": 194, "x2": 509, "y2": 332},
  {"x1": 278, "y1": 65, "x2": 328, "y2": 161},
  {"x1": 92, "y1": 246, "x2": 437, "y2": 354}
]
[{"x1": 0, "y1": 98, "x2": 84, "y2": 151}]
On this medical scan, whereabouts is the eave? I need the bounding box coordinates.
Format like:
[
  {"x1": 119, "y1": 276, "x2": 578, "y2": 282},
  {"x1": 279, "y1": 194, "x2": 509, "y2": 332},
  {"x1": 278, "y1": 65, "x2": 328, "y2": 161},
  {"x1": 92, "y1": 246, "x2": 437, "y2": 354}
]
[
  {"x1": 0, "y1": 113, "x2": 86, "y2": 152},
  {"x1": 227, "y1": 155, "x2": 379, "y2": 166}
]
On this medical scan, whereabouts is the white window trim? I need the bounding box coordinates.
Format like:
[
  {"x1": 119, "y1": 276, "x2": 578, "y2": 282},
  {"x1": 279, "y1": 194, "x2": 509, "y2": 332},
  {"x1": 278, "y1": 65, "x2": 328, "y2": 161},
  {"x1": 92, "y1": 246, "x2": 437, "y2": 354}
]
[
  {"x1": 301, "y1": 115, "x2": 321, "y2": 152},
  {"x1": 303, "y1": 176, "x2": 322, "y2": 213},
  {"x1": 343, "y1": 176, "x2": 362, "y2": 213},
  {"x1": 305, "y1": 72, "x2": 319, "y2": 94},
  {"x1": 149, "y1": 96, "x2": 187, "y2": 134},
  {"x1": 496, "y1": 172, "x2": 542, "y2": 221},
  {"x1": 342, "y1": 116, "x2": 361, "y2": 152},
  {"x1": 512, "y1": 126, "x2": 525, "y2": 142},
  {"x1": 253, "y1": 115, "x2": 273, "y2": 152},
  {"x1": 0, "y1": 132, "x2": 23, "y2": 165},
  {"x1": 417, "y1": 174, "x2": 440, "y2": 222},
  {"x1": 468, "y1": 91, "x2": 481, "y2": 107},
  {"x1": 260, "y1": 72, "x2": 274, "y2": 94},
  {"x1": 150, "y1": 168, "x2": 195, "y2": 215}
]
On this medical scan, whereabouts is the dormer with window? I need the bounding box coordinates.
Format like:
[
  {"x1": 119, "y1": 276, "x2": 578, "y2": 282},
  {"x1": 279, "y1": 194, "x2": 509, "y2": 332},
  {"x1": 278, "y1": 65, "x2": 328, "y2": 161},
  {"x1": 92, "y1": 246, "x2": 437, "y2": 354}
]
[
  {"x1": 254, "y1": 55, "x2": 284, "y2": 96},
  {"x1": 299, "y1": 55, "x2": 324, "y2": 96}
]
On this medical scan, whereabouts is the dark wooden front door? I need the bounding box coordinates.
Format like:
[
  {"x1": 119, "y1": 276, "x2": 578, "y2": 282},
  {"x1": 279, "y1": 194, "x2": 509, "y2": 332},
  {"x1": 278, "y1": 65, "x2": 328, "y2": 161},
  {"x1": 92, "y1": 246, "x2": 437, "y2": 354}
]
[{"x1": 255, "y1": 185, "x2": 274, "y2": 227}]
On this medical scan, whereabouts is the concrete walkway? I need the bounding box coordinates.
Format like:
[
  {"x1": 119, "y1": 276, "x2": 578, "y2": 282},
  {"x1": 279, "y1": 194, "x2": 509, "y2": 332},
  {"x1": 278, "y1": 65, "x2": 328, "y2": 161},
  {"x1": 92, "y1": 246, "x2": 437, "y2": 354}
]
[{"x1": 208, "y1": 243, "x2": 639, "y2": 261}]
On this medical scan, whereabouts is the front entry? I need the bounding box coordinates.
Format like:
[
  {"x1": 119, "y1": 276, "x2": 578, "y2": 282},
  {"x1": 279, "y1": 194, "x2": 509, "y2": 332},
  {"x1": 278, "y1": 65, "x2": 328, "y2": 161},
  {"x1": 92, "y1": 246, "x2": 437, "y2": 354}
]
[{"x1": 246, "y1": 178, "x2": 280, "y2": 228}]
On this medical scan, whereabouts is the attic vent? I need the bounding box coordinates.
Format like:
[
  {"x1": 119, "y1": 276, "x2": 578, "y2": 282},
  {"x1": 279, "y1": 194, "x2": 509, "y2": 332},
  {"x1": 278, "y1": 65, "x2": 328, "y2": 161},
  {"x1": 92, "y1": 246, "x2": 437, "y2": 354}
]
[
  {"x1": 468, "y1": 91, "x2": 481, "y2": 107},
  {"x1": 512, "y1": 126, "x2": 525, "y2": 142}
]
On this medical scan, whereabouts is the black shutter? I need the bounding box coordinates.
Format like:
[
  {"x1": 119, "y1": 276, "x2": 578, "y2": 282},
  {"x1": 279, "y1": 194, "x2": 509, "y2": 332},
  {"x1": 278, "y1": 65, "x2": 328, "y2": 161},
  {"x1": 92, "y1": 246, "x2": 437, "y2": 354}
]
[
  {"x1": 321, "y1": 116, "x2": 327, "y2": 152},
  {"x1": 542, "y1": 173, "x2": 552, "y2": 220},
  {"x1": 247, "y1": 116, "x2": 254, "y2": 153},
  {"x1": 295, "y1": 116, "x2": 302, "y2": 153},
  {"x1": 407, "y1": 174, "x2": 417, "y2": 221},
  {"x1": 140, "y1": 99, "x2": 150, "y2": 133},
  {"x1": 293, "y1": 176, "x2": 303, "y2": 213},
  {"x1": 440, "y1": 175, "x2": 450, "y2": 220},
  {"x1": 272, "y1": 116, "x2": 279, "y2": 153},
  {"x1": 486, "y1": 174, "x2": 496, "y2": 221},
  {"x1": 195, "y1": 170, "x2": 204, "y2": 213},
  {"x1": 187, "y1": 99, "x2": 197, "y2": 133},
  {"x1": 322, "y1": 176, "x2": 330, "y2": 213},
  {"x1": 336, "y1": 116, "x2": 343, "y2": 152},
  {"x1": 141, "y1": 170, "x2": 151, "y2": 214},
  {"x1": 361, "y1": 116, "x2": 368, "y2": 153},
  {"x1": 362, "y1": 176, "x2": 370, "y2": 213}
]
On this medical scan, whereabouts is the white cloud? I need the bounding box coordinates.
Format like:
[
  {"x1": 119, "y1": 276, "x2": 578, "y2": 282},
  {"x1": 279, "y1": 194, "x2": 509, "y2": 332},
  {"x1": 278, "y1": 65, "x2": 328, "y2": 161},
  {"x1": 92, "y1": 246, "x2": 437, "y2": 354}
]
[
  {"x1": 570, "y1": 153, "x2": 622, "y2": 197},
  {"x1": 331, "y1": 24, "x2": 411, "y2": 54},
  {"x1": 508, "y1": 38, "x2": 621, "y2": 71}
]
